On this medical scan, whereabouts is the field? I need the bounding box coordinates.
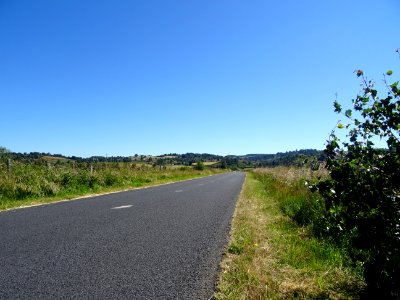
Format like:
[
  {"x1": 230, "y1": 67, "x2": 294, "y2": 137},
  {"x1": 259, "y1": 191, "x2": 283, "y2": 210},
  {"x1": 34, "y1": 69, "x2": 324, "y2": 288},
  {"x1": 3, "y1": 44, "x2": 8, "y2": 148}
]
[
  {"x1": 0, "y1": 159, "x2": 225, "y2": 211},
  {"x1": 215, "y1": 167, "x2": 364, "y2": 299}
]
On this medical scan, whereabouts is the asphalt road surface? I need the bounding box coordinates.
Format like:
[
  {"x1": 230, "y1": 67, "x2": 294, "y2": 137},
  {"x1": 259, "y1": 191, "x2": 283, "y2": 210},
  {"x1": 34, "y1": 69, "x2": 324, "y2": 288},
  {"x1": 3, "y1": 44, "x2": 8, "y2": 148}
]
[{"x1": 0, "y1": 172, "x2": 244, "y2": 299}]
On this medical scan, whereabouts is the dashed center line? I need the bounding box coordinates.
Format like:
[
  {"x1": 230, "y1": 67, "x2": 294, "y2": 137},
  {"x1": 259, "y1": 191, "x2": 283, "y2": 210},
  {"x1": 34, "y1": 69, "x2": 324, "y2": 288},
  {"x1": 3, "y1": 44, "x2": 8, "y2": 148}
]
[
  {"x1": 111, "y1": 205, "x2": 132, "y2": 210},
  {"x1": 175, "y1": 190, "x2": 184, "y2": 193}
]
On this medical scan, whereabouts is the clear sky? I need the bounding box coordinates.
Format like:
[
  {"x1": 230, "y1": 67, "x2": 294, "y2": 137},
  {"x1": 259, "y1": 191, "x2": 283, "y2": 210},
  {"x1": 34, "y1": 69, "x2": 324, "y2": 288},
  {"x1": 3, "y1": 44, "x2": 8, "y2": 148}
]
[{"x1": 0, "y1": 0, "x2": 399, "y2": 157}]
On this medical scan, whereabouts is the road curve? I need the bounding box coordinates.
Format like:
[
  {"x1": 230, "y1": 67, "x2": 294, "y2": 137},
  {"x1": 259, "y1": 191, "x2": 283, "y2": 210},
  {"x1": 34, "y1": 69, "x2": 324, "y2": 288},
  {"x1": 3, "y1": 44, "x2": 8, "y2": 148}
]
[{"x1": 0, "y1": 172, "x2": 244, "y2": 299}]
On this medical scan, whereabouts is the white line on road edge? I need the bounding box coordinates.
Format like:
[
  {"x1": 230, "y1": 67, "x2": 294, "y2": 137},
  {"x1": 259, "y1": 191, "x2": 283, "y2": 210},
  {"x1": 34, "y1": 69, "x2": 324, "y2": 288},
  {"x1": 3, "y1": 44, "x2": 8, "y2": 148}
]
[{"x1": 111, "y1": 205, "x2": 133, "y2": 210}]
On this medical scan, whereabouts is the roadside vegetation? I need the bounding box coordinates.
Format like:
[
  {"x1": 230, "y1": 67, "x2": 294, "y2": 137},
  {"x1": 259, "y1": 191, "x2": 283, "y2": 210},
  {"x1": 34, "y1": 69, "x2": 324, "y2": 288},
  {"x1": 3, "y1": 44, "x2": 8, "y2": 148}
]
[
  {"x1": 312, "y1": 68, "x2": 399, "y2": 298},
  {"x1": 216, "y1": 169, "x2": 364, "y2": 299},
  {"x1": 217, "y1": 65, "x2": 399, "y2": 299},
  {"x1": 0, "y1": 148, "x2": 324, "y2": 212},
  {"x1": 0, "y1": 158, "x2": 225, "y2": 211}
]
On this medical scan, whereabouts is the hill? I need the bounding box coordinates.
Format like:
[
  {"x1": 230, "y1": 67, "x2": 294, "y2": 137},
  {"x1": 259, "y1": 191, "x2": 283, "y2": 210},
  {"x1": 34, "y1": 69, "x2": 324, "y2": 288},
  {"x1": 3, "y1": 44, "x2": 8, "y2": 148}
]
[{"x1": 3, "y1": 149, "x2": 325, "y2": 169}]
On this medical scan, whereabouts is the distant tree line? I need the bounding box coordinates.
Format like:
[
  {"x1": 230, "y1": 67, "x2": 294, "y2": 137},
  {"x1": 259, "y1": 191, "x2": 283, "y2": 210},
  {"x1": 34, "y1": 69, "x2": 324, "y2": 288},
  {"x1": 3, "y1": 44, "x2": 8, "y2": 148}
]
[
  {"x1": 175, "y1": 153, "x2": 222, "y2": 166},
  {"x1": 210, "y1": 149, "x2": 325, "y2": 169},
  {"x1": 1, "y1": 148, "x2": 325, "y2": 169},
  {"x1": 3, "y1": 152, "x2": 132, "y2": 163},
  {"x1": 240, "y1": 149, "x2": 325, "y2": 167}
]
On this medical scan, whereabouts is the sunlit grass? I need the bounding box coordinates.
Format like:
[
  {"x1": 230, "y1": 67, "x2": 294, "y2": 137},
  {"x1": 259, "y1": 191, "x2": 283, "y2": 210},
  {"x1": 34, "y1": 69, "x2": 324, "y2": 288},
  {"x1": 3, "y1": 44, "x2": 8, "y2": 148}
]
[
  {"x1": 0, "y1": 160, "x2": 225, "y2": 211},
  {"x1": 215, "y1": 170, "x2": 364, "y2": 299}
]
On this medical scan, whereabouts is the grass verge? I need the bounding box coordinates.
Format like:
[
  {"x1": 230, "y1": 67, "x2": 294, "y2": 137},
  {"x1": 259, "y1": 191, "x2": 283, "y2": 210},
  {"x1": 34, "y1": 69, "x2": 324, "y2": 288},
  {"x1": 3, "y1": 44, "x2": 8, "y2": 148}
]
[
  {"x1": 215, "y1": 170, "x2": 364, "y2": 299},
  {"x1": 0, "y1": 163, "x2": 226, "y2": 211}
]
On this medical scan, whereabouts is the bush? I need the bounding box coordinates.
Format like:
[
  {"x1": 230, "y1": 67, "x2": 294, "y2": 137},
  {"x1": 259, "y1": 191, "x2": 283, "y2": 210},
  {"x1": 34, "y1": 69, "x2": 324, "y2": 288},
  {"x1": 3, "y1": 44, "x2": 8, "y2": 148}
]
[
  {"x1": 104, "y1": 173, "x2": 118, "y2": 186},
  {"x1": 194, "y1": 161, "x2": 205, "y2": 170},
  {"x1": 315, "y1": 68, "x2": 400, "y2": 298}
]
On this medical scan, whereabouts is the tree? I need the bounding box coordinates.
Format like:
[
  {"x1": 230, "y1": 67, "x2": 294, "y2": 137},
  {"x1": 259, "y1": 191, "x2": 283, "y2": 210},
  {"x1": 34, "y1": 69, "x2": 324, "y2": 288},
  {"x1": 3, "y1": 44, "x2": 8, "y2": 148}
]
[
  {"x1": 0, "y1": 146, "x2": 11, "y2": 160},
  {"x1": 194, "y1": 161, "x2": 204, "y2": 170},
  {"x1": 154, "y1": 158, "x2": 165, "y2": 170},
  {"x1": 315, "y1": 67, "x2": 399, "y2": 298}
]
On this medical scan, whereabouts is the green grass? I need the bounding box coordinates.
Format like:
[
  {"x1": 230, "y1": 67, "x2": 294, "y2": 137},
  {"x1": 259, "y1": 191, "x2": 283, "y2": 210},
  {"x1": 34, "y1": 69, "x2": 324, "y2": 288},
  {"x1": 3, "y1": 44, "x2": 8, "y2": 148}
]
[
  {"x1": 215, "y1": 169, "x2": 364, "y2": 299},
  {"x1": 0, "y1": 160, "x2": 226, "y2": 211}
]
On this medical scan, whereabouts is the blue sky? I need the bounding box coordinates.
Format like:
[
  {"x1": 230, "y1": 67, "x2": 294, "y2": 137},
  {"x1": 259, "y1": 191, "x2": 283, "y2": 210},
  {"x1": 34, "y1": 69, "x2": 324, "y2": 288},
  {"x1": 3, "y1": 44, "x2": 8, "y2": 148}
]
[{"x1": 0, "y1": 0, "x2": 399, "y2": 157}]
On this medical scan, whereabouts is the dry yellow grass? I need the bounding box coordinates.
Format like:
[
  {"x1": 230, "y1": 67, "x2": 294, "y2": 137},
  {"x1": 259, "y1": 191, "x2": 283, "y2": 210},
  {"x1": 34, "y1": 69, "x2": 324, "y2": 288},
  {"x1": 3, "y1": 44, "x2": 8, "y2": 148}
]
[{"x1": 253, "y1": 166, "x2": 328, "y2": 184}]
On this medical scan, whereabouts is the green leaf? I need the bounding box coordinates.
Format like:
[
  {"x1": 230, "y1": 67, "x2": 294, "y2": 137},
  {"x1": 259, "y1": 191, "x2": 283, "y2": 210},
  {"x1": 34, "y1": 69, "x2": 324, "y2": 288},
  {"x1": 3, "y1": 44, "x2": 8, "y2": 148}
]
[
  {"x1": 390, "y1": 81, "x2": 399, "y2": 94},
  {"x1": 345, "y1": 109, "x2": 352, "y2": 117},
  {"x1": 386, "y1": 70, "x2": 393, "y2": 76},
  {"x1": 363, "y1": 108, "x2": 373, "y2": 114},
  {"x1": 337, "y1": 123, "x2": 344, "y2": 129},
  {"x1": 334, "y1": 101, "x2": 342, "y2": 113}
]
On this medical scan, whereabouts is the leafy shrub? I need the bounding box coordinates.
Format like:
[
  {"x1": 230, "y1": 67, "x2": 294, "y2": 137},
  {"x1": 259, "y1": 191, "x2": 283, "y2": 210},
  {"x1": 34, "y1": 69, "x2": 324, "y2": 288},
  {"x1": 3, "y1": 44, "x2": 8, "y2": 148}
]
[
  {"x1": 41, "y1": 180, "x2": 59, "y2": 196},
  {"x1": 315, "y1": 68, "x2": 400, "y2": 298},
  {"x1": 60, "y1": 173, "x2": 74, "y2": 187},
  {"x1": 194, "y1": 161, "x2": 205, "y2": 170},
  {"x1": 104, "y1": 173, "x2": 118, "y2": 186}
]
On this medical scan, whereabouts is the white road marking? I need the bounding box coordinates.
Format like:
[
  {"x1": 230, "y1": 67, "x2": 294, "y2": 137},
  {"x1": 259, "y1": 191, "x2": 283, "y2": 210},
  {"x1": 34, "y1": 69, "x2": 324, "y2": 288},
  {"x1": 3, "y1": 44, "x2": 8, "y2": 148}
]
[
  {"x1": 198, "y1": 183, "x2": 204, "y2": 186},
  {"x1": 111, "y1": 205, "x2": 132, "y2": 210},
  {"x1": 175, "y1": 190, "x2": 183, "y2": 193}
]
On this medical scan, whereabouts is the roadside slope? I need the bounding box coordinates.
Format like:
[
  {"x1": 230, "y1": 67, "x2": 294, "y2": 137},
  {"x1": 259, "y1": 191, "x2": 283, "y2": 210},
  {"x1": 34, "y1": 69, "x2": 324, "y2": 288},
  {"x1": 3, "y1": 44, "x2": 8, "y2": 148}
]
[{"x1": 215, "y1": 171, "x2": 364, "y2": 299}]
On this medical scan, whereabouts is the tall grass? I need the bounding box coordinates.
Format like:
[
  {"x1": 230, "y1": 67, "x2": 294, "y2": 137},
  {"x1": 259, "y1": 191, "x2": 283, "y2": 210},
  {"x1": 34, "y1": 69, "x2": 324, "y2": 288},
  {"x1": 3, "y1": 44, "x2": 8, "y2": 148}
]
[
  {"x1": 254, "y1": 167, "x2": 328, "y2": 235},
  {"x1": 216, "y1": 169, "x2": 364, "y2": 299},
  {"x1": 0, "y1": 159, "x2": 223, "y2": 210}
]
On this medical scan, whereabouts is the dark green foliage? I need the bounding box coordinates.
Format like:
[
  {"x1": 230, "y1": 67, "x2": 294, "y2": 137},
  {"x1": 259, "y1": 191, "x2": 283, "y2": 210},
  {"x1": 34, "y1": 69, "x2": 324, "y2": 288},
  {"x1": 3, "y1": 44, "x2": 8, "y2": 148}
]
[
  {"x1": 0, "y1": 147, "x2": 11, "y2": 159},
  {"x1": 239, "y1": 150, "x2": 325, "y2": 168},
  {"x1": 316, "y1": 69, "x2": 400, "y2": 298},
  {"x1": 227, "y1": 243, "x2": 244, "y2": 255},
  {"x1": 104, "y1": 173, "x2": 118, "y2": 186},
  {"x1": 177, "y1": 153, "x2": 222, "y2": 166},
  {"x1": 194, "y1": 161, "x2": 205, "y2": 170}
]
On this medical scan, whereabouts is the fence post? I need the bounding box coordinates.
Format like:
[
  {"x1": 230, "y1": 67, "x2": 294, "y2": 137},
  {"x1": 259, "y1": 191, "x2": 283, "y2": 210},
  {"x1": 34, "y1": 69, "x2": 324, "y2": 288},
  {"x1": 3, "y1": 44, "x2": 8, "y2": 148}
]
[{"x1": 8, "y1": 158, "x2": 11, "y2": 178}]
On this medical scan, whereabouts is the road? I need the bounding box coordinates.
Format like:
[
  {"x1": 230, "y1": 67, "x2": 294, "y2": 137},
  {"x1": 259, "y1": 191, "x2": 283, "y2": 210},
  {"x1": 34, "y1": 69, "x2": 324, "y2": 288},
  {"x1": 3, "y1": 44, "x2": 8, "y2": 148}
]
[{"x1": 0, "y1": 172, "x2": 245, "y2": 299}]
